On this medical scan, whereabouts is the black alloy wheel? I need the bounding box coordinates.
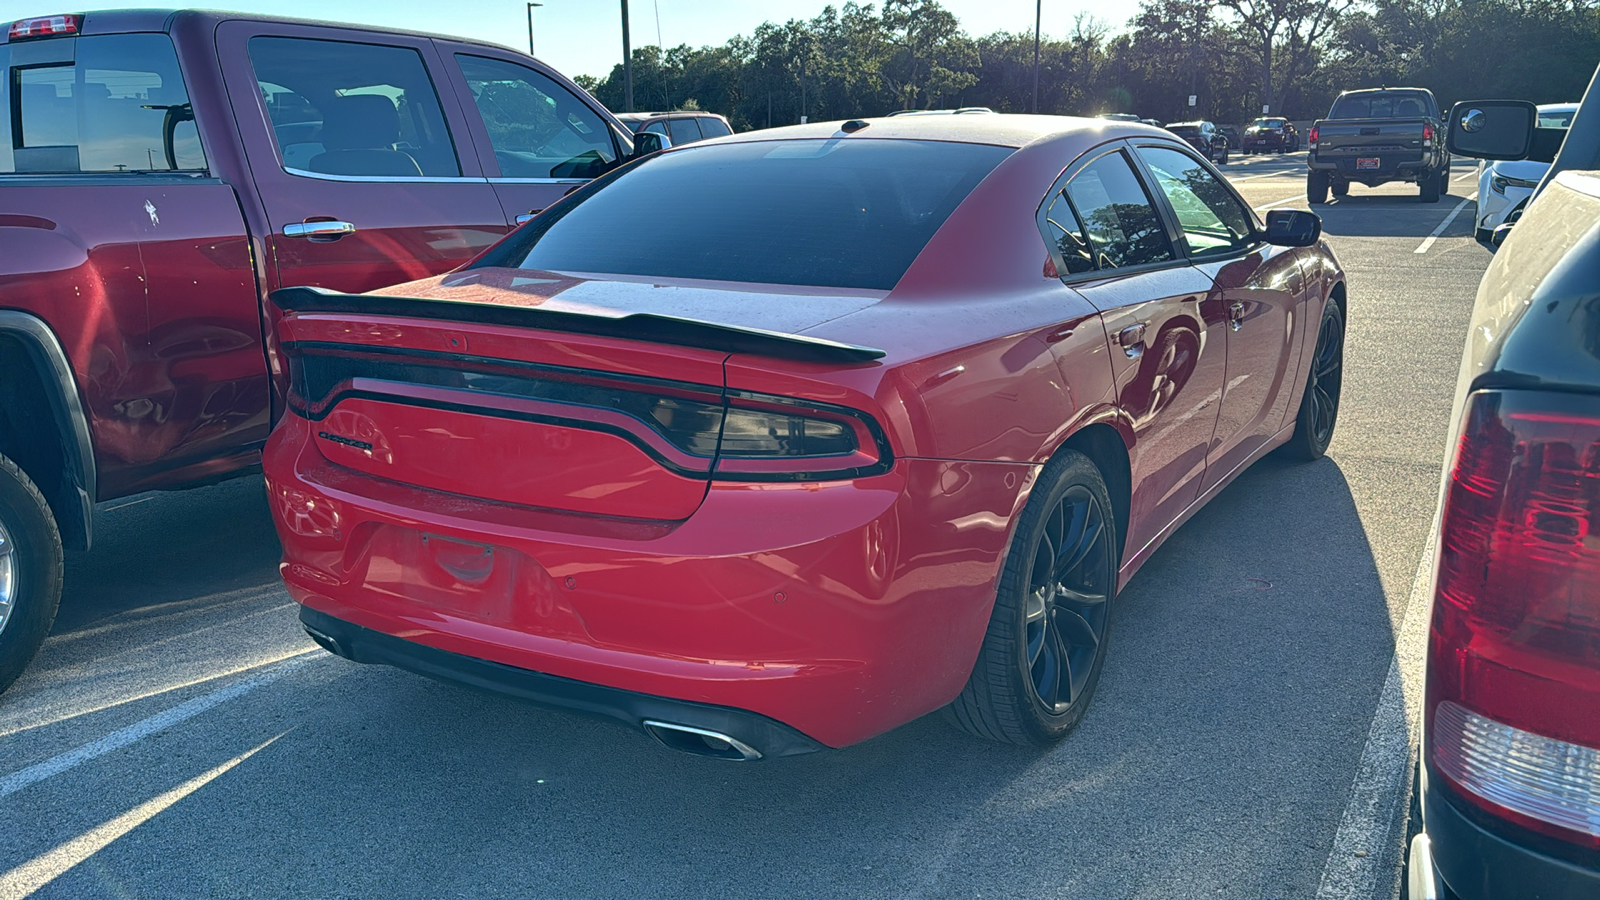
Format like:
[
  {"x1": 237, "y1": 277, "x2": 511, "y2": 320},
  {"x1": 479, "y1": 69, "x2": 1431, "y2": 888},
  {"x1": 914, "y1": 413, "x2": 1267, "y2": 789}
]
[
  {"x1": 947, "y1": 451, "x2": 1118, "y2": 745},
  {"x1": 1279, "y1": 299, "x2": 1345, "y2": 461}
]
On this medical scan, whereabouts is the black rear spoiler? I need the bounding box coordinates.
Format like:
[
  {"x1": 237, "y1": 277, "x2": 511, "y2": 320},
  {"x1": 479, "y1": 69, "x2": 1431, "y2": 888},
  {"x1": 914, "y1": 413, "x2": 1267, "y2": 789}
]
[{"x1": 270, "y1": 286, "x2": 886, "y2": 364}]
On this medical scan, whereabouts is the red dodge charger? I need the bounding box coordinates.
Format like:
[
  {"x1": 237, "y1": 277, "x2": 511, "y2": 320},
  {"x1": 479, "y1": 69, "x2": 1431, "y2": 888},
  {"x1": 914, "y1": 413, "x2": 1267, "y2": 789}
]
[{"x1": 265, "y1": 115, "x2": 1347, "y2": 759}]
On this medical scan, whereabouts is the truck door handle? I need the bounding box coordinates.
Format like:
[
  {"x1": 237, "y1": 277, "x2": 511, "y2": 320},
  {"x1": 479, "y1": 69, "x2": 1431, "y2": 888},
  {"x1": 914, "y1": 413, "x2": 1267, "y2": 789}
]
[
  {"x1": 282, "y1": 220, "x2": 356, "y2": 239},
  {"x1": 514, "y1": 210, "x2": 544, "y2": 225}
]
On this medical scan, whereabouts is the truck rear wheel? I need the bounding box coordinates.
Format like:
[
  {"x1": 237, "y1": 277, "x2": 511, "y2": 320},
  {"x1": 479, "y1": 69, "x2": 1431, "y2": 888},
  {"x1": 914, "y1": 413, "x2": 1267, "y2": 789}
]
[
  {"x1": 1332, "y1": 178, "x2": 1349, "y2": 198},
  {"x1": 0, "y1": 452, "x2": 63, "y2": 695},
  {"x1": 1420, "y1": 168, "x2": 1441, "y2": 203},
  {"x1": 1307, "y1": 170, "x2": 1330, "y2": 204}
]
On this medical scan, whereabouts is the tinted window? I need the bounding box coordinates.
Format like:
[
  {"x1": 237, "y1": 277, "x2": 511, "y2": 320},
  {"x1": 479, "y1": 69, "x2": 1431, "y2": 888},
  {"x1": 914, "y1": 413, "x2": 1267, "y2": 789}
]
[
  {"x1": 699, "y1": 117, "x2": 733, "y2": 138},
  {"x1": 1329, "y1": 91, "x2": 1434, "y2": 119},
  {"x1": 250, "y1": 37, "x2": 460, "y2": 178},
  {"x1": 641, "y1": 121, "x2": 668, "y2": 137},
  {"x1": 1169, "y1": 126, "x2": 1200, "y2": 137},
  {"x1": 501, "y1": 139, "x2": 1010, "y2": 290},
  {"x1": 1064, "y1": 151, "x2": 1174, "y2": 269},
  {"x1": 1538, "y1": 110, "x2": 1575, "y2": 129},
  {"x1": 666, "y1": 117, "x2": 703, "y2": 145},
  {"x1": 1039, "y1": 191, "x2": 1094, "y2": 275},
  {"x1": 1138, "y1": 146, "x2": 1253, "y2": 257},
  {"x1": 1, "y1": 33, "x2": 204, "y2": 174},
  {"x1": 457, "y1": 55, "x2": 617, "y2": 179}
]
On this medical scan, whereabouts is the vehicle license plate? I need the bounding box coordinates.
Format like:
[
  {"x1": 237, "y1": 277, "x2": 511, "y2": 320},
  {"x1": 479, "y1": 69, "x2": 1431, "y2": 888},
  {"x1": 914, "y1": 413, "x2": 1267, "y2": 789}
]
[{"x1": 1357, "y1": 157, "x2": 1380, "y2": 170}]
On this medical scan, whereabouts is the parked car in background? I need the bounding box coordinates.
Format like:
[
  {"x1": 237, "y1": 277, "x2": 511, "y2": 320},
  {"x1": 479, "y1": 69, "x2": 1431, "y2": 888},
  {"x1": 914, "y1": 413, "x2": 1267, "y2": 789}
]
[
  {"x1": 614, "y1": 110, "x2": 733, "y2": 145},
  {"x1": 1097, "y1": 112, "x2": 1141, "y2": 122},
  {"x1": 886, "y1": 107, "x2": 995, "y2": 117},
  {"x1": 266, "y1": 115, "x2": 1344, "y2": 760},
  {"x1": 1307, "y1": 87, "x2": 1451, "y2": 203},
  {"x1": 1405, "y1": 93, "x2": 1600, "y2": 900},
  {"x1": 1473, "y1": 102, "x2": 1577, "y2": 241},
  {"x1": 1242, "y1": 117, "x2": 1299, "y2": 153},
  {"x1": 1166, "y1": 120, "x2": 1229, "y2": 163},
  {"x1": 0, "y1": 8, "x2": 656, "y2": 695},
  {"x1": 1143, "y1": 117, "x2": 1166, "y2": 129},
  {"x1": 1218, "y1": 124, "x2": 1241, "y2": 149}
]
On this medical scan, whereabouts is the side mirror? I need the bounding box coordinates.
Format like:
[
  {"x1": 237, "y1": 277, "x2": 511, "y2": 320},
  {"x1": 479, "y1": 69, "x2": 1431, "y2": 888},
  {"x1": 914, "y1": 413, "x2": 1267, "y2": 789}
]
[
  {"x1": 1263, "y1": 209, "x2": 1322, "y2": 247},
  {"x1": 631, "y1": 131, "x2": 671, "y2": 159},
  {"x1": 1448, "y1": 100, "x2": 1536, "y2": 160}
]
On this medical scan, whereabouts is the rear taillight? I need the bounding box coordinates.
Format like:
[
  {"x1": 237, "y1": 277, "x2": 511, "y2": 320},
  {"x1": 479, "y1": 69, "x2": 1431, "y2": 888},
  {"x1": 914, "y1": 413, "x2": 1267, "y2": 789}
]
[
  {"x1": 1423, "y1": 122, "x2": 1435, "y2": 145},
  {"x1": 1308, "y1": 126, "x2": 1319, "y2": 148},
  {"x1": 8, "y1": 14, "x2": 80, "y2": 39},
  {"x1": 1428, "y1": 390, "x2": 1600, "y2": 848},
  {"x1": 712, "y1": 393, "x2": 887, "y2": 480}
]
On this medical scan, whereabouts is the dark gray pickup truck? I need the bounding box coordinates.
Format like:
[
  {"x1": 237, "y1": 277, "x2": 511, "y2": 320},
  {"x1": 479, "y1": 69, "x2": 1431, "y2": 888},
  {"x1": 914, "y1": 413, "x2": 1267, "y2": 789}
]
[{"x1": 1307, "y1": 87, "x2": 1452, "y2": 203}]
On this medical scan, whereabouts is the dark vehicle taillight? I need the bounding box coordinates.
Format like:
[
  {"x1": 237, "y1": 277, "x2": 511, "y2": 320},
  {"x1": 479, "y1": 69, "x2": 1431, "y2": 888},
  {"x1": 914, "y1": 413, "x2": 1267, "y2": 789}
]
[
  {"x1": 1428, "y1": 390, "x2": 1600, "y2": 849},
  {"x1": 8, "y1": 14, "x2": 79, "y2": 39},
  {"x1": 1423, "y1": 122, "x2": 1436, "y2": 145},
  {"x1": 713, "y1": 393, "x2": 888, "y2": 480},
  {"x1": 1309, "y1": 126, "x2": 1319, "y2": 148}
]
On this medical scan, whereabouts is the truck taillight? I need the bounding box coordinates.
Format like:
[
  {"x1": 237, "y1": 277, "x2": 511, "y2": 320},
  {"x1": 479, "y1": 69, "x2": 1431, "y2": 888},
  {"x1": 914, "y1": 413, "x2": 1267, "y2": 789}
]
[
  {"x1": 1428, "y1": 390, "x2": 1600, "y2": 849},
  {"x1": 1308, "y1": 126, "x2": 1318, "y2": 148},
  {"x1": 1423, "y1": 122, "x2": 1435, "y2": 145},
  {"x1": 7, "y1": 14, "x2": 80, "y2": 39}
]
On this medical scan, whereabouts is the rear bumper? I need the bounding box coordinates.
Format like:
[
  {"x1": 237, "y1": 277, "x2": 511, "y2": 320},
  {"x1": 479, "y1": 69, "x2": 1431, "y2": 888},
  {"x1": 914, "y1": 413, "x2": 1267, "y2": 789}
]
[
  {"x1": 300, "y1": 606, "x2": 827, "y2": 758},
  {"x1": 1419, "y1": 766, "x2": 1600, "y2": 900},
  {"x1": 1243, "y1": 135, "x2": 1290, "y2": 149},
  {"x1": 1308, "y1": 156, "x2": 1432, "y2": 181},
  {"x1": 265, "y1": 415, "x2": 1030, "y2": 749}
]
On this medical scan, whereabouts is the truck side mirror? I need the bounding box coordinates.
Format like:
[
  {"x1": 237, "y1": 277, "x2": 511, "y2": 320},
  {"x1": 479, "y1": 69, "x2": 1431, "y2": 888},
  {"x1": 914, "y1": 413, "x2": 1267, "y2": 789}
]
[
  {"x1": 1262, "y1": 209, "x2": 1322, "y2": 247},
  {"x1": 1448, "y1": 100, "x2": 1536, "y2": 160},
  {"x1": 631, "y1": 131, "x2": 671, "y2": 159}
]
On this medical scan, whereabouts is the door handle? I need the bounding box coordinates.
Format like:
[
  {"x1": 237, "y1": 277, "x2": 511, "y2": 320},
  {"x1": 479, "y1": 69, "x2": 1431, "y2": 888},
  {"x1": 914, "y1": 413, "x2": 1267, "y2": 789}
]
[
  {"x1": 1118, "y1": 323, "x2": 1146, "y2": 359},
  {"x1": 514, "y1": 210, "x2": 545, "y2": 226},
  {"x1": 283, "y1": 220, "x2": 356, "y2": 239},
  {"x1": 1229, "y1": 301, "x2": 1246, "y2": 331}
]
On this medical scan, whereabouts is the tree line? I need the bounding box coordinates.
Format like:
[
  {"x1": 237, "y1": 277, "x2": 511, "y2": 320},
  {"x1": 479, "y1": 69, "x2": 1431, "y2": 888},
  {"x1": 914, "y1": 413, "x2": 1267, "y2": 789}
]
[{"x1": 571, "y1": 0, "x2": 1600, "y2": 128}]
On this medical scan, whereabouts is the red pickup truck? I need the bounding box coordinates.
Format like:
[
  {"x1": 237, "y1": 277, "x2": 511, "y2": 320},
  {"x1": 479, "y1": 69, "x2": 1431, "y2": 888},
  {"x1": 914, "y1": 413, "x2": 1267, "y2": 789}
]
[{"x1": 0, "y1": 9, "x2": 651, "y2": 693}]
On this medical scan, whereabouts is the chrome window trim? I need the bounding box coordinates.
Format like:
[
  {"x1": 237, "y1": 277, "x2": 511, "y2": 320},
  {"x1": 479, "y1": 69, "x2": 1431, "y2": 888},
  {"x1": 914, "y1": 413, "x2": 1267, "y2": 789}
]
[
  {"x1": 283, "y1": 167, "x2": 489, "y2": 184},
  {"x1": 488, "y1": 177, "x2": 591, "y2": 185}
]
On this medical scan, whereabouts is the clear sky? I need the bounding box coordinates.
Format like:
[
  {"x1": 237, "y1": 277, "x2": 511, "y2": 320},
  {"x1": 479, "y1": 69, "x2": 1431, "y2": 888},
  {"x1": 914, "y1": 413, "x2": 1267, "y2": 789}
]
[{"x1": 66, "y1": 1, "x2": 1143, "y2": 82}]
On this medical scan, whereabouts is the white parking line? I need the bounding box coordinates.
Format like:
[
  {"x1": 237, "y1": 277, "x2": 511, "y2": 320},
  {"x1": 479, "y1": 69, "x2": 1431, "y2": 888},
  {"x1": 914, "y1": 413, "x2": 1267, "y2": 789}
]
[
  {"x1": 1253, "y1": 195, "x2": 1304, "y2": 213},
  {"x1": 0, "y1": 735, "x2": 282, "y2": 896},
  {"x1": 1414, "y1": 193, "x2": 1477, "y2": 254},
  {"x1": 1227, "y1": 169, "x2": 1302, "y2": 183},
  {"x1": 0, "y1": 651, "x2": 314, "y2": 800},
  {"x1": 1313, "y1": 513, "x2": 1439, "y2": 899}
]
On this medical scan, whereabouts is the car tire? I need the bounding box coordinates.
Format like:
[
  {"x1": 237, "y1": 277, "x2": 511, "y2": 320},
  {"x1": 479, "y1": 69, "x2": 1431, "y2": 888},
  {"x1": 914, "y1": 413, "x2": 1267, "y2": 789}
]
[
  {"x1": 1476, "y1": 227, "x2": 1493, "y2": 243},
  {"x1": 1216, "y1": 148, "x2": 1228, "y2": 165},
  {"x1": 0, "y1": 452, "x2": 64, "y2": 696},
  {"x1": 1332, "y1": 178, "x2": 1349, "y2": 198},
  {"x1": 1307, "y1": 170, "x2": 1330, "y2": 204},
  {"x1": 1278, "y1": 298, "x2": 1345, "y2": 462},
  {"x1": 1420, "y1": 168, "x2": 1441, "y2": 203},
  {"x1": 946, "y1": 449, "x2": 1119, "y2": 746}
]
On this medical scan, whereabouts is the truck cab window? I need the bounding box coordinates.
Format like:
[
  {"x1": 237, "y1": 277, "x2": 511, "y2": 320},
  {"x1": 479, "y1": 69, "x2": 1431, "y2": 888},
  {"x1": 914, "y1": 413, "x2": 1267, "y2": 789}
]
[
  {"x1": 248, "y1": 37, "x2": 461, "y2": 178},
  {"x1": 1, "y1": 33, "x2": 204, "y2": 174},
  {"x1": 455, "y1": 54, "x2": 618, "y2": 179}
]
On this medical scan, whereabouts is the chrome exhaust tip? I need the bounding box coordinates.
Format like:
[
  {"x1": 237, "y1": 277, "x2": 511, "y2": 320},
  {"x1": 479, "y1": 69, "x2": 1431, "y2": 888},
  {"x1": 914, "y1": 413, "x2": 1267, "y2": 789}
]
[
  {"x1": 303, "y1": 624, "x2": 347, "y2": 658},
  {"x1": 643, "y1": 720, "x2": 763, "y2": 761}
]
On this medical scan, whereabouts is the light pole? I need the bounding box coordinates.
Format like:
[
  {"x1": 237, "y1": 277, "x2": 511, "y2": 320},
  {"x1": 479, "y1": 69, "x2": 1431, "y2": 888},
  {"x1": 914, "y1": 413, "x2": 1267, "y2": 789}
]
[
  {"x1": 621, "y1": 0, "x2": 633, "y2": 112},
  {"x1": 526, "y1": 2, "x2": 541, "y2": 57},
  {"x1": 1032, "y1": 0, "x2": 1041, "y2": 114}
]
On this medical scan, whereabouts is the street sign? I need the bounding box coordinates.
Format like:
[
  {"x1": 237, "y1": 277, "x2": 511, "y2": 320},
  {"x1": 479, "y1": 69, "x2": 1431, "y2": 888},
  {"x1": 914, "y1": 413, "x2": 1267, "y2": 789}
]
[
  {"x1": 1262, "y1": 104, "x2": 1270, "y2": 114},
  {"x1": 1188, "y1": 94, "x2": 1197, "y2": 107}
]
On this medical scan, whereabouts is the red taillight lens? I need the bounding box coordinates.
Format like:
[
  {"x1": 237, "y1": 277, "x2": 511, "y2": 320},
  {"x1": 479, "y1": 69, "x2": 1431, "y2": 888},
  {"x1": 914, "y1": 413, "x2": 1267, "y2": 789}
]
[
  {"x1": 1428, "y1": 390, "x2": 1600, "y2": 847},
  {"x1": 1309, "y1": 126, "x2": 1319, "y2": 145},
  {"x1": 1423, "y1": 122, "x2": 1435, "y2": 143},
  {"x1": 8, "y1": 14, "x2": 81, "y2": 39}
]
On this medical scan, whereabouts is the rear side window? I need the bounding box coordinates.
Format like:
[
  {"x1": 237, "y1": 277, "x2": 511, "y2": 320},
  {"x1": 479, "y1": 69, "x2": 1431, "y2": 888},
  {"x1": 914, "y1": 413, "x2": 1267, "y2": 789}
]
[
  {"x1": 499, "y1": 138, "x2": 1010, "y2": 290},
  {"x1": 699, "y1": 117, "x2": 732, "y2": 138},
  {"x1": 456, "y1": 55, "x2": 617, "y2": 179},
  {"x1": 666, "y1": 117, "x2": 702, "y2": 145},
  {"x1": 249, "y1": 37, "x2": 460, "y2": 178},
  {"x1": 1329, "y1": 91, "x2": 1434, "y2": 119},
  {"x1": 1, "y1": 33, "x2": 205, "y2": 174},
  {"x1": 1063, "y1": 151, "x2": 1174, "y2": 269},
  {"x1": 1039, "y1": 190, "x2": 1094, "y2": 275}
]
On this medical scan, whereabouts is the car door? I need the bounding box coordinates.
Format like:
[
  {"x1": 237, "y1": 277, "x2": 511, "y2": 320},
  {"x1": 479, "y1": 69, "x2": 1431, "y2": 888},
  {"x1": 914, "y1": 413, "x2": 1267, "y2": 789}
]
[
  {"x1": 216, "y1": 21, "x2": 508, "y2": 294},
  {"x1": 438, "y1": 46, "x2": 625, "y2": 228},
  {"x1": 1040, "y1": 145, "x2": 1228, "y2": 561},
  {"x1": 1131, "y1": 143, "x2": 1307, "y2": 491}
]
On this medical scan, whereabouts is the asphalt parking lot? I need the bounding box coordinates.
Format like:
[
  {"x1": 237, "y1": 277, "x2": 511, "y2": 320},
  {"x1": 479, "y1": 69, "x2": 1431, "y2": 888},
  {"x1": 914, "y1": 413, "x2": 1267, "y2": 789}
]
[{"x1": 0, "y1": 152, "x2": 1492, "y2": 900}]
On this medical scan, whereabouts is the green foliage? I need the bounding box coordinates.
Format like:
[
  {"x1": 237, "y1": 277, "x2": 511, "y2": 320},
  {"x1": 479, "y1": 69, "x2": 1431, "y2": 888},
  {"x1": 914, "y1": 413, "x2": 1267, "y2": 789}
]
[{"x1": 578, "y1": 0, "x2": 1600, "y2": 128}]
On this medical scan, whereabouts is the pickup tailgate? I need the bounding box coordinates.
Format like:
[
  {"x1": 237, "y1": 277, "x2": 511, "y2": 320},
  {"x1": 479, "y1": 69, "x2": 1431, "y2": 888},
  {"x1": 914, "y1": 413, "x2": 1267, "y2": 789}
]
[
  {"x1": 1314, "y1": 118, "x2": 1430, "y2": 161},
  {"x1": 272, "y1": 268, "x2": 886, "y2": 521}
]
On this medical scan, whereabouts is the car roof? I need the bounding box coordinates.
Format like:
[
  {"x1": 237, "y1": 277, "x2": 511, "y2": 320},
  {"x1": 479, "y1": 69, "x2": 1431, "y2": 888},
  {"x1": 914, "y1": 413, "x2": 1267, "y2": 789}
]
[
  {"x1": 708, "y1": 114, "x2": 1167, "y2": 150},
  {"x1": 1167, "y1": 121, "x2": 1208, "y2": 127},
  {"x1": 616, "y1": 111, "x2": 726, "y2": 121}
]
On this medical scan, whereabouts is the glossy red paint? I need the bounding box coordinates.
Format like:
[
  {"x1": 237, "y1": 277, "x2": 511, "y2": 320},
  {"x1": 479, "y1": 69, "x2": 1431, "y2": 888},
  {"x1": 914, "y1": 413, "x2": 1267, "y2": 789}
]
[{"x1": 264, "y1": 117, "x2": 1346, "y2": 748}]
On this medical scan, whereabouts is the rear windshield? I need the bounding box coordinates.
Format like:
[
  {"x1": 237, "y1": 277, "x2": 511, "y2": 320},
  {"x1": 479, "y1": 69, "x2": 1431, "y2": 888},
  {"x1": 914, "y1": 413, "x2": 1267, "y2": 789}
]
[
  {"x1": 1329, "y1": 91, "x2": 1434, "y2": 119},
  {"x1": 1250, "y1": 118, "x2": 1287, "y2": 128},
  {"x1": 1168, "y1": 126, "x2": 1200, "y2": 136},
  {"x1": 496, "y1": 138, "x2": 1010, "y2": 291}
]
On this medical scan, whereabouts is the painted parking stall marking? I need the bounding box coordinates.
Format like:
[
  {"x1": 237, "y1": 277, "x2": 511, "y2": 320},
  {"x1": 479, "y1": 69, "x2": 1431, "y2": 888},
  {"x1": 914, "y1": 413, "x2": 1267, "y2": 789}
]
[{"x1": 1415, "y1": 193, "x2": 1478, "y2": 254}]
